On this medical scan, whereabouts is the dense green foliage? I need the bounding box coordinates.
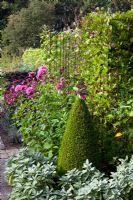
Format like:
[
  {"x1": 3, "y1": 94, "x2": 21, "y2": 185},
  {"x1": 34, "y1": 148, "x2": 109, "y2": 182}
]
[
  {"x1": 58, "y1": 98, "x2": 100, "y2": 172},
  {"x1": 6, "y1": 148, "x2": 133, "y2": 200},
  {"x1": 79, "y1": 11, "x2": 133, "y2": 162}
]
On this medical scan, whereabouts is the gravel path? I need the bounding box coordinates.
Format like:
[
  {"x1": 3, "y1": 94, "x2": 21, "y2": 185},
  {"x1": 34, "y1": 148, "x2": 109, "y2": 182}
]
[{"x1": 0, "y1": 127, "x2": 20, "y2": 200}]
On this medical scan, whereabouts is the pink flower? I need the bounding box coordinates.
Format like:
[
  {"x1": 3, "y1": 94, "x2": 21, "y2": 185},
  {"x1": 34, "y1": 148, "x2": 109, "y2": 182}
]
[
  {"x1": 31, "y1": 81, "x2": 37, "y2": 88},
  {"x1": 37, "y1": 66, "x2": 47, "y2": 80},
  {"x1": 57, "y1": 82, "x2": 64, "y2": 90},
  {"x1": 28, "y1": 71, "x2": 36, "y2": 78},
  {"x1": 10, "y1": 86, "x2": 15, "y2": 92},
  {"x1": 80, "y1": 95, "x2": 87, "y2": 100},
  {"x1": 75, "y1": 90, "x2": 80, "y2": 95},
  {"x1": 5, "y1": 93, "x2": 10, "y2": 100},
  {"x1": 26, "y1": 87, "x2": 34, "y2": 95},
  {"x1": 15, "y1": 85, "x2": 23, "y2": 92},
  {"x1": 60, "y1": 77, "x2": 65, "y2": 83},
  {"x1": 56, "y1": 77, "x2": 65, "y2": 91},
  {"x1": 21, "y1": 80, "x2": 25, "y2": 84},
  {"x1": 12, "y1": 80, "x2": 18, "y2": 84},
  {"x1": 8, "y1": 99, "x2": 13, "y2": 105},
  {"x1": 27, "y1": 95, "x2": 34, "y2": 99},
  {"x1": 12, "y1": 93, "x2": 17, "y2": 99},
  {"x1": 21, "y1": 85, "x2": 28, "y2": 90}
]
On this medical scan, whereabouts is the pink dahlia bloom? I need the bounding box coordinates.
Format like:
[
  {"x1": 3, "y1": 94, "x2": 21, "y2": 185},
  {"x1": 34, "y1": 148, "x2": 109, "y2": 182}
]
[
  {"x1": 15, "y1": 85, "x2": 23, "y2": 92},
  {"x1": 37, "y1": 66, "x2": 47, "y2": 80},
  {"x1": 21, "y1": 85, "x2": 28, "y2": 90},
  {"x1": 26, "y1": 87, "x2": 34, "y2": 95}
]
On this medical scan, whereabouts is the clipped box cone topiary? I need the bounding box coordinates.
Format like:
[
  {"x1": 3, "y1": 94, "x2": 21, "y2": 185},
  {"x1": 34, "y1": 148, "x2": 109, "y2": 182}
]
[{"x1": 58, "y1": 97, "x2": 101, "y2": 172}]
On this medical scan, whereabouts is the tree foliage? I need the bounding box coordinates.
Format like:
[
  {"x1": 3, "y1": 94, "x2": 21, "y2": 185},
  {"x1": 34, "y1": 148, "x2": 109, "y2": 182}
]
[
  {"x1": 0, "y1": 0, "x2": 29, "y2": 29},
  {"x1": 1, "y1": 0, "x2": 132, "y2": 56},
  {"x1": 2, "y1": 0, "x2": 55, "y2": 55}
]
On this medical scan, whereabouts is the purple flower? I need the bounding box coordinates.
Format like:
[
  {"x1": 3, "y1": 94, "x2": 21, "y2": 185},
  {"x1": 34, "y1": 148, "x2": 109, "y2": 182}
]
[{"x1": 26, "y1": 87, "x2": 34, "y2": 95}]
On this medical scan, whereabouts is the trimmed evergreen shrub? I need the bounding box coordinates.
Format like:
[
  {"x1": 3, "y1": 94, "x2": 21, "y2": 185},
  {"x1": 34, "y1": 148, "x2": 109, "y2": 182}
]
[{"x1": 58, "y1": 97, "x2": 101, "y2": 172}]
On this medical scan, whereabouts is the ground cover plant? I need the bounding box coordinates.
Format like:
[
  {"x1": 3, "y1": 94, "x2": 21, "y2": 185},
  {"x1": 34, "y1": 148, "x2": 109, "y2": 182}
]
[{"x1": 6, "y1": 148, "x2": 133, "y2": 200}]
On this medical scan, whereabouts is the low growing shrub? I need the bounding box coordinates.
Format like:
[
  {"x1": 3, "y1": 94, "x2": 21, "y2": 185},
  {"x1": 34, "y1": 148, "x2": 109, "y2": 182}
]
[{"x1": 6, "y1": 148, "x2": 133, "y2": 200}]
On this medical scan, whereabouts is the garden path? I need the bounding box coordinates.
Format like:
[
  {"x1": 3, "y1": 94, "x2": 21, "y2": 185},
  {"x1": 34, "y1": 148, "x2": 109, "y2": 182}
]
[{"x1": 0, "y1": 126, "x2": 19, "y2": 200}]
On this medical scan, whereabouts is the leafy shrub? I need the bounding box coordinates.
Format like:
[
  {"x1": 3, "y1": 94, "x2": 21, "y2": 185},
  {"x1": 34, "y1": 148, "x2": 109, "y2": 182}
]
[
  {"x1": 0, "y1": 71, "x2": 6, "y2": 101},
  {"x1": 4, "y1": 66, "x2": 77, "y2": 156},
  {"x1": 14, "y1": 82, "x2": 74, "y2": 157},
  {"x1": 58, "y1": 98, "x2": 101, "y2": 172},
  {"x1": 22, "y1": 48, "x2": 46, "y2": 69},
  {"x1": 6, "y1": 148, "x2": 133, "y2": 200},
  {"x1": 0, "y1": 52, "x2": 22, "y2": 72}
]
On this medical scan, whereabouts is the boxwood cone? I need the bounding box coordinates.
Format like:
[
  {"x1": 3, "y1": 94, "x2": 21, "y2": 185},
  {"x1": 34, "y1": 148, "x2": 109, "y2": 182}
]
[{"x1": 58, "y1": 97, "x2": 101, "y2": 172}]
